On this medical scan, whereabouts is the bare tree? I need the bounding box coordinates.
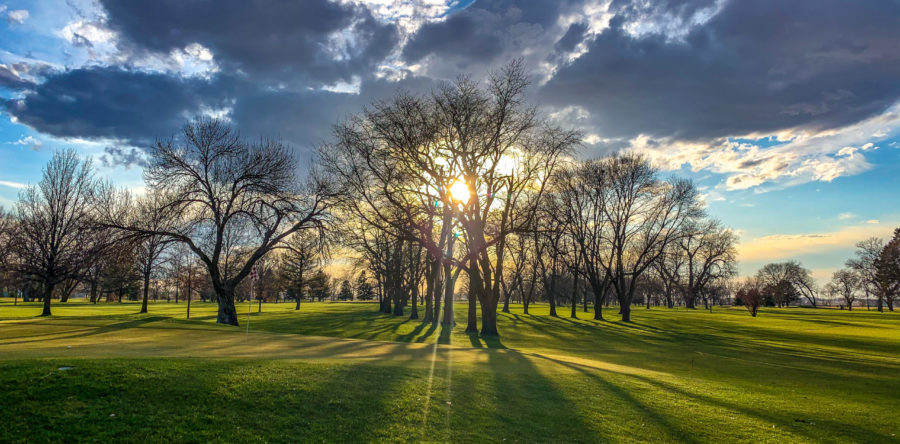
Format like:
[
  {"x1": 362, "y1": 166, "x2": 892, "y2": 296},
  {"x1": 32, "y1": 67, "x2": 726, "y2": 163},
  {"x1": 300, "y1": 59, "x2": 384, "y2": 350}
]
[
  {"x1": 847, "y1": 237, "x2": 889, "y2": 311},
  {"x1": 8, "y1": 149, "x2": 101, "y2": 316},
  {"x1": 324, "y1": 61, "x2": 578, "y2": 336},
  {"x1": 826, "y1": 269, "x2": 860, "y2": 310},
  {"x1": 0, "y1": 207, "x2": 14, "y2": 302},
  {"x1": 600, "y1": 154, "x2": 702, "y2": 322},
  {"x1": 876, "y1": 229, "x2": 900, "y2": 311},
  {"x1": 128, "y1": 192, "x2": 177, "y2": 313},
  {"x1": 100, "y1": 120, "x2": 333, "y2": 325},
  {"x1": 735, "y1": 278, "x2": 763, "y2": 317},
  {"x1": 553, "y1": 160, "x2": 614, "y2": 320},
  {"x1": 277, "y1": 228, "x2": 326, "y2": 310},
  {"x1": 439, "y1": 63, "x2": 578, "y2": 335},
  {"x1": 756, "y1": 261, "x2": 818, "y2": 307},
  {"x1": 676, "y1": 219, "x2": 738, "y2": 309}
]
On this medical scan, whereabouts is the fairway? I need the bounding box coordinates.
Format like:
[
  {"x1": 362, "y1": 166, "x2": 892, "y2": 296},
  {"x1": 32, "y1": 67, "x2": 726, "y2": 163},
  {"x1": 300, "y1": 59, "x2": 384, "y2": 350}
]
[{"x1": 1, "y1": 300, "x2": 898, "y2": 443}]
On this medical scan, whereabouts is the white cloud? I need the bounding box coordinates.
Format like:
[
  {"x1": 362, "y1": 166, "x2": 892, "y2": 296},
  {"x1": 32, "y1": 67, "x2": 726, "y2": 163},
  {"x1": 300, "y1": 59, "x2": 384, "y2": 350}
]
[
  {"x1": 866, "y1": 219, "x2": 879, "y2": 224},
  {"x1": 838, "y1": 212, "x2": 855, "y2": 220},
  {"x1": 0, "y1": 180, "x2": 27, "y2": 189},
  {"x1": 58, "y1": 20, "x2": 116, "y2": 46},
  {"x1": 7, "y1": 9, "x2": 28, "y2": 25},
  {"x1": 630, "y1": 103, "x2": 900, "y2": 191},
  {"x1": 10, "y1": 135, "x2": 42, "y2": 151}
]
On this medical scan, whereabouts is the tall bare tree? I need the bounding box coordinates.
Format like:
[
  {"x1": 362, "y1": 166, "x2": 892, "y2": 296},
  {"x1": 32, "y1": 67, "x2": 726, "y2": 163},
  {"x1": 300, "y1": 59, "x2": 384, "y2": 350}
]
[
  {"x1": 675, "y1": 219, "x2": 738, "y2": 309},
  {"x1": 277, "y1": 228, "x2": 326, "y2": 310},
  {"x1": 101, "y1": 120, "x2": 333, "y2": 325},
  {"x1": 324, "y1": 61, "x2": 578, "y2": 336},
  {"x1": 438, "y1": 62, "x2": 578, "y2": 335},
  {"x1": 8, "y1": 149, "x2": 101, "y2": 316},
  {"x1": 826, "y1": 269, "x2": 861, "y2": 310},
  {"x1": 600, "y1": 154, "x2": 702, "y2": 322}
]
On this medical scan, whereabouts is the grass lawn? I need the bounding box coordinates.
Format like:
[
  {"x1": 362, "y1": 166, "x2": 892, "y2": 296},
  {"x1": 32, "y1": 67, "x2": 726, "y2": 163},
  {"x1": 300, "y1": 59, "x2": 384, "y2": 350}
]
[{"x1": 1, "y1": 299, "x2": 898, "y2": 443}]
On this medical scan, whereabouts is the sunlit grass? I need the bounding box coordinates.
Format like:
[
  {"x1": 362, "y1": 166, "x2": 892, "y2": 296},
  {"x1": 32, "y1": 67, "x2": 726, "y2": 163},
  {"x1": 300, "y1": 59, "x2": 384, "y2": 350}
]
[{"x1": 1, "y1": 299, "x2": 898, "y2": 442}]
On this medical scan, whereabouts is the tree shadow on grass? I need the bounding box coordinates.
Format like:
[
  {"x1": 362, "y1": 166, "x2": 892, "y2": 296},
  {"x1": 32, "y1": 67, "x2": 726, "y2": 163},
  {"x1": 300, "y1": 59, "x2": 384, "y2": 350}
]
[
  {"x1": 397, "y1": 319, "x2": 435, "y2": 343},
  {"x1": 445, "y1": 347, "x2": 600, "y2": 443},
  {"x1": 0, "y1": 316, "x2": 169, "y2": 346},
  {"x1": 437, "y1": 326, "x2": 453, "y2": 345},
  {"x1": 532, "y1": 353, "x2": 895, "y2": 443}
]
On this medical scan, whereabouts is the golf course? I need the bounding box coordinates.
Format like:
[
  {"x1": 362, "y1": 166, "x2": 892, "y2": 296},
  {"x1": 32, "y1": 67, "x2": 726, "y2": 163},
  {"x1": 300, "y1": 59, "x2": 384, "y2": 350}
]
[{"x1": 1, "y1": 300, "x2": 897, "y2": 443}]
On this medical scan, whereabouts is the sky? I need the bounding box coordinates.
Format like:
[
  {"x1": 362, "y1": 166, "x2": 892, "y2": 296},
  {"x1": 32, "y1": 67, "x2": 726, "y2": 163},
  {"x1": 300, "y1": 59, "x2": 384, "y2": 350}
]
[{"x1": 1, "y1": 0, "x2": 900, "y2": 283}]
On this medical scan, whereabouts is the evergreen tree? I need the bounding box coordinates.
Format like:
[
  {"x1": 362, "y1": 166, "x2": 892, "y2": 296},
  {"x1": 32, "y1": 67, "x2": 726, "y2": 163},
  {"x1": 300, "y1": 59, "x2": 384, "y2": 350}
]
[
  {"x1": 338, "y1": 279, "x2": 353, "y2": 301},
  {"x1": 355, "y1": 272, "x2": 375, "y2": 301},
  {"x1": 308, "y1": 269, "x2": 330, "y2": 302}
]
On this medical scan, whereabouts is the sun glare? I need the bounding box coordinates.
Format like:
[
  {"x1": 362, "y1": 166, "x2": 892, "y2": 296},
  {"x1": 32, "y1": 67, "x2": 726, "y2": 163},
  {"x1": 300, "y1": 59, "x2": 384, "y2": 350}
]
[{"x1": 448, "y1": 178, "x2": 471, "y2": 204}]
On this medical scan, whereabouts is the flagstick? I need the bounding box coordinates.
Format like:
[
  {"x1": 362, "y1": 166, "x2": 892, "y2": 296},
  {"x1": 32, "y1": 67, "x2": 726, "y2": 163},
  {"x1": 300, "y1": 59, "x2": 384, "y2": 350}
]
[{"x1": 247, "y1": 281, "x2": 252, "y2": 335}]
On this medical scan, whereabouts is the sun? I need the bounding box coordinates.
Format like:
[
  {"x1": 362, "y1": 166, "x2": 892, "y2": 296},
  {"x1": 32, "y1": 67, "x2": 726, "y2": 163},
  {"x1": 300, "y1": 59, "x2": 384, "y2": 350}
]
[{"x1": 447, "y1": 178, "x2": 471, "y2": 204}]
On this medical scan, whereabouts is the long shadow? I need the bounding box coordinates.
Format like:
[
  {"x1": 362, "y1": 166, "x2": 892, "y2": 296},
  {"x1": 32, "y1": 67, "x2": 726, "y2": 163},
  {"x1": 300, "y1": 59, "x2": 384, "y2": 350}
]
[
  {"x1": 438, "y1": 326, "x2": 452, "y2": 345},
  {"x1": 447, "y1": 346, "x2": 603, "y2": 443},
  {"x1": 397, "y1": 320, "x2": 430, "y2": 343},
  {"x1": 532, "y1": 352, "x2": 896, "y2": 443},
  {"x1": 0, "y1": 316, "x2": 168, "y2": 346},
  {"x1": 626, "y1": 370, "x2": 893, "y2": 443},
  {"x1": 410, "y1": 321, "x2": 439, "y2": 343}
]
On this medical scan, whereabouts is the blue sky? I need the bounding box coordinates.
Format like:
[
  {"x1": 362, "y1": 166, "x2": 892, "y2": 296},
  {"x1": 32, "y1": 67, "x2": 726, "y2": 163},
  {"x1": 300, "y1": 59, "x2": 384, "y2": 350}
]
[{"x1": 2, "y1": 0, "x2": 900, "y2": 283}]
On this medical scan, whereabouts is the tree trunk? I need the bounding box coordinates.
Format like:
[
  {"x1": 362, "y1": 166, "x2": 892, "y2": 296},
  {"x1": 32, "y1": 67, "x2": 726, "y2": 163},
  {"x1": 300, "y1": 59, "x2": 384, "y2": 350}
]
[
  {"x1": 409, "y1": 285, "x2": 419, "y2": 320},
  {"x1": 41, "y1": 282, "x2": 53, "y2": 316},
  {"x1": 216, "y1": 288, "x2": 239, "y2": 326},
  {"x1": 620, "y1": 303, "x2": 631, "y2": 322},
  {"x1": 480, "y1": 297, "x2": 499, "y2": 336},
  {"x1": 140, "y1": 269, "x2": 150, "y2": 314},
  {"x1": 441, "y1": 265, "x2": 455, "y2": 327},
  {"x1": 423, "y1": 260, "x2": 437, "y2": 323},
  {"x1": 465, "y1": 291, "x2": 478, "y2": 333},
  {"x1": 571, "y1": 276, "x2": 578, "y2": 319},
  {"x1": 548, "y1": 271, "x2": 558, "y2": 317},
  {"x1": 186, "y1": 291, "x2": 192, "y2": 319},
  {"x1": 592, "y1": 286, "x2": 604, "y2": 320},
  {"x1": 685, "y1": 291, "x2": 696, "y2": 309},
  {"x1": 583, "y1": 286, "x2": 588, "y2": 313},
  {"x1": 433, "y1": 272, "x2": 442, "y2": 324},
  {"x1": 465, "y1": 265, "x2": 479, "y2": 333}
]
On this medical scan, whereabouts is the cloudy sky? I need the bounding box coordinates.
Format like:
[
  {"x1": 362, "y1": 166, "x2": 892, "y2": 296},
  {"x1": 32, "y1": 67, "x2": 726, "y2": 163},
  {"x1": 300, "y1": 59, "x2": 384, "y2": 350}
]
[{"x1": 2, "y1": 0, "x2": 900, "y2": 282}]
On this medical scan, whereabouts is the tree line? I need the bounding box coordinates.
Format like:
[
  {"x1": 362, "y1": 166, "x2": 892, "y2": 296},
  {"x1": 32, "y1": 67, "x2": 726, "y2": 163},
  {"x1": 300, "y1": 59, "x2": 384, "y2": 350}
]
[{"x1": 1, "y1": 62, "x2": 897, "y2": 337}]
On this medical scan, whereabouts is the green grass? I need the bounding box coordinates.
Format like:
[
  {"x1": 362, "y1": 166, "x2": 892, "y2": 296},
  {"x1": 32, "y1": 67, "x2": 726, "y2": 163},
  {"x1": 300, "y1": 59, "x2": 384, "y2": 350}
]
[{"x1": 1, "y1": 299, "x2": 898, "y2": 443}]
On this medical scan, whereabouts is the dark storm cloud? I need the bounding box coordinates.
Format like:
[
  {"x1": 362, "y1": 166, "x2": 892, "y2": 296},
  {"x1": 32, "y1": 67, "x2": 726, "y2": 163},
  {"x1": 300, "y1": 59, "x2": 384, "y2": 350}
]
[
  {"x1": 2, "y1": 63, "x2": 438, "y2": 162},
  {"x1": 2, "y1": 67, "x2": 230, "y2": 143},
  {"x1": 540, "y1": 0, "x2": 900, "y2": 140},
  {"x1": 0, "y1": 65, "x2": 33, "y2": 89},
  {"x1": 0, "y1": 62, "x2": 55, "y2": 90},
  {"x1": 554, "y1": 22, "x2": 589, "y2": 54},
  {"x1": 402, "y1": 0, "x2": 576, "y2": 68},
  {"x1": 99, "y1": 0, "x2": 399, "y2": 88},
  {"x1": 6, "y1": 0, "x2": 900, "y2": 169},
  {"x1": 608, "y1": 0, "x2": 719, "y2": 23},
  {"x1": 231, "y1": 74, "x2": 439, "y2": 156}
]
